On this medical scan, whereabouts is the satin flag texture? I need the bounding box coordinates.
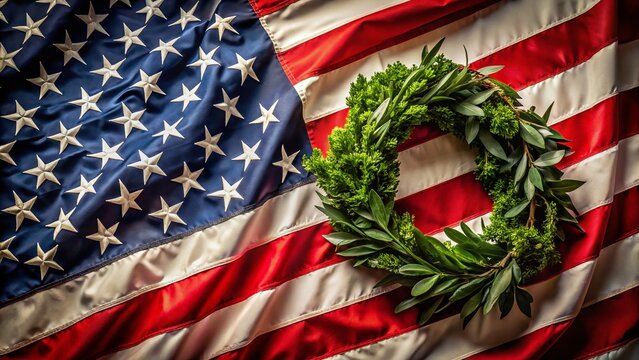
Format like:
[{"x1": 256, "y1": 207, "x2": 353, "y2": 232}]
[{"x1": 0, "y1": 0, "x2": 637, "y2": 358}]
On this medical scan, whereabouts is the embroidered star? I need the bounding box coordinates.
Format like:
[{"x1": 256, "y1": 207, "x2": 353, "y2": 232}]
[
  {"x1": 207, "y1": 14, "x2": 238, "y2": 40},
  {"x1": 250, "y1": 100, "x2": 280, "y2": 133},
  {"x1": 0, "y1": 140, "x2": 15, "y2": 165},
  {"x1": 229, "y1": 53, "x2": 258, "y2": 85},
  {"x1": 25, "y1": 243, "x2": 64, "y2": 280},
  {"x1": 37, "y1": 0, "x2": 70, "y2": 13},
  {"x1": 110, "y1": 0, "x2": 131, "y2": 7},
  {"x1": 2, "y1": 191, "x2": 39, "y2": 230},
  {"x1": 150, "y1": 197, "x2": 186, "y2": 233},
  {"x1": 0, "y1": 43, "x2": 20, "y2": 73},
  {"x1": 195, "y1": 126, "x2": 225, "y2": 161},
  {"x1": 137, "y1": 0, "x2": 166, "y2": 24},
  {"x1": 109, "y1": 103, "x2": 147, "y2": 137},
  {"x1": 171, "y1": 83, "x2": 200, "y2": 111},
  {"x1": 151, "y1": 37, "x2": 181, "y2": 64},
  {"x1": 107, "y1": 180, "x2": 142, "y2": 216},
  {"x1": 76, "y1": 2, "x2": 109, "y2": 37},
  {"x1": 170, "y1": 2, "x2": 200, "y2": 30},
  {"x1": 188, "y1": 46, "x2": 219, "y2": 79},
  {"x1": 23, "y1": 155, "x2": 60, "y2": 189},
  {"x1": 66, "y1": 173, "x2": 101, "y2": 204},
  {"x1": 132, "y1": 69, "x2": 164, "y2": 102},
  {"x1": 90, "y1": 55, "x2": 124, "y2": 86},
  {"x1": 69, "y1": 87, "x2": 102, "y2": 118},
  {"x1": 13, "y1": 14, "x2": 47, "y2": 44},
  {"x1": 86, "y1": 219, "x2": 122, "y2": 255},
  {"x1": 272, "y1": 145, "x2": 301, "y2": 183},
  {"x1": 88, "y1": 139, "x2": 123, "y2": 168},
  {"x1": 208, "y1": 177, "x2": 243, "y2": 211},
  {"x1": 214, "y1": 88, "x2": 243, "y2": 125},
  {"x1": 128, "y1": 150, "x2": 166, "y2": 184},
  {"x1": 172, "y1": 162, "x2": 205, "y2": 196},
  {"x1": 53, "y1": 30, "x2": 86, "y2": 65},
  {"x1": 48, "y1": 121, "x2": 82, "y2": 153},
  {"x1": 46, "y1": 207, "x2": 77, "y2": 239},
  {"x1": 115, "y1": 24, "x2": 145, "y2": 54},
  {"x1": 0, "y1": 0, "x2": 7, "y2": 23},
  {"x1": 232, "y1": 140, "x2": 261, "y2": 171},
  {"x1": 27, "y1": 62, "x2": 63, "y2": 99},
  {"x1": 0, "y1": 236, "x2": 18, "y2": 263},
  {"x1": 153, "y1": 118, "x2": 184, "y2": 143},
  {"x1": 1, "y1": 100, "x2": 39, "y2": 135}
]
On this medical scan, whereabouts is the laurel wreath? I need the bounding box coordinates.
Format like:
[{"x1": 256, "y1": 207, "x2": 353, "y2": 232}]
[{"x1": 302, "y1": 39, "x2": 585, "y2": 326}]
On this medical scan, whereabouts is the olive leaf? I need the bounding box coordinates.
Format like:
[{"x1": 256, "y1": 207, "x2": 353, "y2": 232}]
[{"x1": 479, "y1": 129, "x2": 508, "y2": 160}]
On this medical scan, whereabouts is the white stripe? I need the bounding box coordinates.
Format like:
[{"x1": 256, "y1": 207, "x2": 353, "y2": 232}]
[
  {"x1": 589, "y1": 338, "x2": 639, "y2": 360},
  {"x1": 263, "y1": 0, "x2": 409, "y2": 51},
  {"x1": 297, "y1": 0, "x2": 600, "y2": 121},
  {"x1": 104, "y1": 134, "x2": 639, "y2": 359}
]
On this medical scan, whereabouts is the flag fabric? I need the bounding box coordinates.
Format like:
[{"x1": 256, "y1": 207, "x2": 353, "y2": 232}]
[{"x1": 0, "y1": 0, "x2": 637, "y2": 358}]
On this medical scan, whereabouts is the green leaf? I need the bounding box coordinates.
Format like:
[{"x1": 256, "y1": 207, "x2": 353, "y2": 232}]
[
  {"x1": 429, "y1": 95, "x2": 455, "y2": 103},
  {"x1": 460, "y1": 222, "x2": 482, "y2": 243},
  {"x1": 514, "y1": 155, "x2": 528, "y2": 184},
  {"x1": 323, "y1": 232, "x2": 362, "y2": 246},
  {"x1": 316, "y1": 204, "x2": 349, "y2": 223},
  {"x1": 515, "y1": 288, "x2": 533, "y2": 317},
  {"x1": 394, "y1": 296, "x2": 425, "y2": 313},
  {"x1": 368, "y1": 190, "x2": 388, "y2": 228},
  {"x1": 430, "y1": 278, "x2": 461, "y2": 297},
  {"x1": 444, "y1": 228, "x2": 471, "y2": 245},
  {"x1": 548, "y1": 179, "x2": 585, "y2": 193},
  {"x1": 512, "y1": 260, "x2": 522, "y2": 284},
  {"x1": 413, "y1": 229, "x2": 462, "y2": 272},
  {"x1": 450, "y1": 278, "x2": 486, "y2": 302},
  {"x1": 498, "y1": 290, "x2": 514, "y2": 319},
  {"x1": 466, "y1": 89, "x2": 496, "y2": 105},
  {"x1": 373, "y1": 120, "x2": 391, "y2": 148},
  {"x1": 337, "y1": 243, "x2": 386, "y2": 257},
  {"x1": 460, "y1": 290, "x2": 483, "y2": 319},
  {"x1": 453, "y1": 102, "x2": 485, "y2": 117},
  {"x1": 524, "y1": 176, "x2": 535, "y2": 200},
  {"x1": 484, "y1": 263, "x2": 514, "y2": 314},
  {"x1": 528, "y1": 167, "x2": 543, "y2": 190},
  {"x1": 505, "y1": 199, "x2": 530, "y2": 218},
  {"x1": 489, "y1": 78, "x2": 522, "y2": 100},
  {"x1": 370, "y1": 98, "x2": 390, "y2": 125},
  {"x1": 419, "y1": 70, "x2": 454, "y2": 104},
  {"x1": 354, "y1": 209, "x2": 375, "y2": 221},
  {"x1": 421, "y1": 37, "x2": 445, "y2": 68},
  {"x1": 353, "y1": 216, "x2": 372, "y2": 229},
  {"x1": 418, "y1": 297, "x2": 444, "y2": 325},
  {"x1": 542, "y1": 102, "x2": 554, "y2": 123},
  {"x1": 477, "y1": 65, "x2": 504, "y2": 76},
  {"x1": 374, "y1": 273, "x2": 404, "y2": 288},
  {"x1": 520, "y1": 123, "x2": 545, "y2": 148},
  {"x1": 363, "y1": 228, "x2": 393, "y2": 242},
  {"x1": 479, "y1": 129, "x2": 508, "y2": 160},
  {"x1": 399, "y1": 263, "x2": 439, "y2": 276},
  {"x1": 411, "y1": 275, "x2": 440, "y2": 297},
  {"x1": 353, "y1": 257, "x2": 368, "y2": 267},
  {"x1": 533, "y1": 150, "x2": 565, "y2": 167},
  {"x1": 465, "y1": 117, "x2": 479, "y2": 144}
]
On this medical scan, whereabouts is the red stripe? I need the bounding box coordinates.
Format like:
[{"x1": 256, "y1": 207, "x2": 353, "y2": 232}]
[
  {"x1": 278, "y1": 0, "x2": 499, "y2": 83},
  {"x1": 249, "y1": 0, "x2": 298, "y2": 17},
  {"x1": 619, "y1": 0, "x2": 639, "y2": 44}
]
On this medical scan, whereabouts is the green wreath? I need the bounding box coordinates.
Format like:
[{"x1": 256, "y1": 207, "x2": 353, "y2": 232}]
[{"x1": 303, "y1": 39, "x2": 585, "y2": 326}]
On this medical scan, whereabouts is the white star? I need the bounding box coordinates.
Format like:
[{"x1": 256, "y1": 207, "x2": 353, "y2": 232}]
[
  {"x1": 66, "y1": 173, "x2": 101, "y2": 204},
  {"x1": 0, "y1": 0, "x2": 7, "y2": 23},
  {"x1": 115, "y1": 24, "x2": 145, "y2": 54},
  {"x1": 172, "y1": 162, "x2": 204, "y2": 196},
  {"x1": 90, "y1": 55, "x2": 124, "y2": 85},
  {"x1": 137, "y1": 0, "x2": 166, "y2": 24},
  {"x1": 0, "y1": 236, "x2": 18, "y2": 263},
  {"x1": 37, "y1": 0, "x2": 70, "y2": 13},
  {"x1": 170, "y1": 2, "x2": 200, "y2": 30},
  {"x1": 153, "y1": 118, "x2": 184, "y2": 143},
  {"x1": 208, "y1": 177, "x2": 243, "y2": 211},
  {"x1": 88, "y1": 139, "x2": 123, "y2": 168},
  {"x1": 0, "y1": 140, "x2": 15, "y2": 165},
  {"x1": 110, "y1": 0, "x2": 131, "y2": 8},
  {"x1": 195, "y1": 126, "x2": 225, "y2": 161},
  {"x1": 250, "y1": 100, "x2": 280, "y2": 133},
  {"x1": 207, "y1": 14, "x2": 238, "y2": 40},
  {"x1": 46, "y1": 207, "x2": 77, "y2": 239},
  {"x1": 109, "y1": 103, "x2": 147, "y2": 137},
  {"x1": 0, "y1": 43, "x2": 20, "y2": 73},
  {"x1": 86, "y1": 219, "x2": 122, "y2": 255},
  {"x1": 23, "y1": 155, "x2": 60, "y2": 189},
  {"x1": 132, "y1": 69, "x2": 164, "y2": 102},
  {"x1": 25, "y1": 243, "x2": 64, "y2": 280},
  {"x1": 69, "y1": 87, "x2": 102, "y2": 118},
  {"x1": 151, "y1": 37, "x2": 182, "y2": 64},
  {"x1": 1, "y1": 100, "x2": 39, "y2": 135},
  {"x1": 53, "y1": 31, "x2": 86, "y2": 65},
  {"x1": 188, "y1": 46, "x2": 219, "y2": 79},
  {"x1": 214, "y1": 88, "x2": 243, "y2": 125},
  {"x1": 13, "y1": 14, "x2": 47, "y2": 44},
  {"x1": 149, "y1": 196, "x2": 186, "y2": 233},
  {"x1": 76, "y1": 2, "x2": 109, "y2": 37},
  {"x1": 272, "y1": 145, "x2": 301, "y2": 183},
  {"x1": 232, "y1": 140, "x2": 261, "y2": 171},
  {"x1": 229, "y1": 53, "x2": 258, "y2": 85},
  {"x1": 48, "y1": 121, "x2": 82, "y2": 153},
  {"x1": 2, "y1": 191, "x2": 40, "y2": 230},
  {"x1": 27, "y1": 62, "x2": 62, "y2": 99},
  {"x1": 128, "y1": 150, "x2": 166, "y2": 184},
  {"x1": 171, "y1": 83, "x2": 200, "y2": 111},
  {"x1": 106, "y1": 180, "x2": 142, "y2": 216}
]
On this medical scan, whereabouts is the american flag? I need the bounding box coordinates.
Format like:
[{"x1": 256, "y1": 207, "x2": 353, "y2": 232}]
[{"x1": 0, "y1": 0, "x2": 637, "y2": 358}]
